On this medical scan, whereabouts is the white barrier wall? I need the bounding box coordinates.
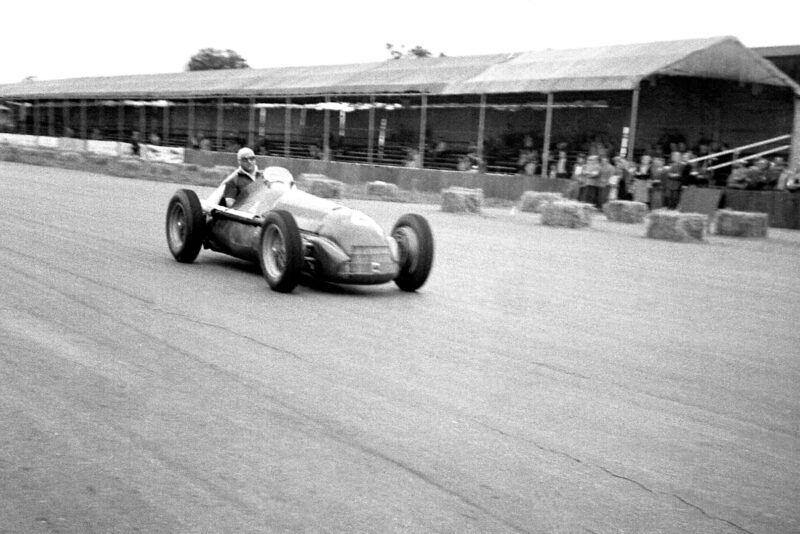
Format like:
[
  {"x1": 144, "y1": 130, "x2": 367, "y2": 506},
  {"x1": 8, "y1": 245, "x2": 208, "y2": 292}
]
[
  {"x1": 143, "y1": 144, "x2": 184, "y2": 164},
  {"x1": 0, "y1": 133, "x2": 181, "y2": 163}
]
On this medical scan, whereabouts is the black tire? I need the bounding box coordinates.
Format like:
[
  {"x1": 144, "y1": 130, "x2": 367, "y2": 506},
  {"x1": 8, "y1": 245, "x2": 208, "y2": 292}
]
[
  {"x1": 166, "y1": 189, "x2": 204, "y2": 263},
  {"x1": 392, "y1": 213, "x2": 434, "y2": 292},
  {"x1": 258, "y1": 210, "x2": 303, "y2": 293}
]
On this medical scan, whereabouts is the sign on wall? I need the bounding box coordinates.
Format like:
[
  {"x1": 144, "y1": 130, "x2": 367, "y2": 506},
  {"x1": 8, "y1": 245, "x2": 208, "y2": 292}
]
[{"x1": 143, "y1": 144, "x2": 185, "y2": 164}]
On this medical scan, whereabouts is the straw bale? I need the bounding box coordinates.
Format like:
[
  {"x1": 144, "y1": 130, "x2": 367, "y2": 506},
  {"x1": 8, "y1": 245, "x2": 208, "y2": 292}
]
[
  {"x1": 440, "y1": 187, "x2": 483, "y2": 213},
  {"x1": 540, "y1": 200, "x2": 594, "y2": 228},
  {"x1": 299, "y1": 175, "x2": 343, "y2": 198},
  {"x1": 645, "y1": 210, "x2": 706, "y2": 242},
  {"x1": 520, "y1": 191, "x2": 564, "y2": 213},
  {"x1": 713, "y1": 209, "x2": 768, "y2": 238},
  {"x1": 366, "y1": 180, "x2": 399, "y2": 199},
  {"x1": 603, "y1": 200, "x2": 648, "y2": 223}
]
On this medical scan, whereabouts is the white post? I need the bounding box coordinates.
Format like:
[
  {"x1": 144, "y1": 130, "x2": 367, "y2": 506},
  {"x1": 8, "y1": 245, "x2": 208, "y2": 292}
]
[{"x1": 791, "y1": 97, "x2": 800, "y2": 169}]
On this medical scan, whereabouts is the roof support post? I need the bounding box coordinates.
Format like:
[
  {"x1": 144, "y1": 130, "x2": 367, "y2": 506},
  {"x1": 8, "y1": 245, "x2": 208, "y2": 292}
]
[
  {"x1": 627, "y1": 85, "x2": 640, "y2": 160},
  {"x1": 187, "y1": 100, "x2": 195, "y2": 148},
  {"x1": 323, "y1": 96, "x2": 331, "y2": 161},
  {"x1": 284, "y1": 97, "x2": 292, "y2": 158},
  {"x1": 79, "y1": 99, "x2": 87, "y2": 140},
  {"x1": 791, "y1": 97, "x2": 800, "y2": 170},
  {"x1": 476, "y1": 94, "x2": 487, "y2": 169},
  {"x1": 247, "y1": 97, "x2": 255, "y2": 148},
  {"x1": 367, "y1": 95, "x2": 375, "y2": 164},
  {"x1": 138, "y1": 105, "x2": 146, "y2": 142},
  {"x1": 162, "y1": 103, "x2": 169, "y2": 145},
  {"x1": 216, "y1": 97, "x2": 224, "y2": 151},
  {"x1": 48, "y1": 101, "x2": 56, "y2": 137},
  {"x1": 418, "y1": 94, "x2": 428, "y2": 168},
  {"x1": 32, "y1": 101, "x2": 40, "y2": 136},
  {"x1": 541, "y1": 92, "x2": 554, "y2": 177},
  {"x1": 117, "y1": 102, "x2": 124, "y2": 141},
  {"x1": 62, "y1": 101, "x2": 70, "y2": 136}
]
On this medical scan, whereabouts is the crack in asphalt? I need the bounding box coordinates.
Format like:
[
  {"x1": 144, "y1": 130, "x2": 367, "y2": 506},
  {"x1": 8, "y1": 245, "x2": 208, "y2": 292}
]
[{"x1": 476, "y1": 420, "x2": 755, "y2": 534}]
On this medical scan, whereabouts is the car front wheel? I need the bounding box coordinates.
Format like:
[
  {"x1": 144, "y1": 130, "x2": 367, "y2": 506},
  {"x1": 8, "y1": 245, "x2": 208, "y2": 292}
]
[
  {"x1": 258, "y1": 210, "x2": 303, "y2": 293},
  {"x1": 166, "y1": 189, "x2": 204, "y2": 263},
  {"x1": 392, "y1": 213, "x2": 434, "y2": 291}
]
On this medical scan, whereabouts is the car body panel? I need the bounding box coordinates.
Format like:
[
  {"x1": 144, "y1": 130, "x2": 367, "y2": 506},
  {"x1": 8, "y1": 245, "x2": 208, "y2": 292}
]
[{"x1": 202, "y1": 176, "x2": 401, "y2": 285}]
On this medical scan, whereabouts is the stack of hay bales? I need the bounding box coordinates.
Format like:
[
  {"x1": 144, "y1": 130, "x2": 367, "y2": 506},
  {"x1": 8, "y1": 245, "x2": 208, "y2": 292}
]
[
  {"x1": 645, "y1": 209, "x2": 706, "y2": 242},
  {"x1": 298, "y1": 173, "x2": 344, "y2": 199},
  {"x1": 366, "y1": 180, "x2": 399, "y2": 199},
  {"x1": 603, "y1": 200, "x2": 648, "y2": 223},
  {"x1": 540, "y1": 200, "x2": 594, "y2": 228},
  {"x1": 520, "y1": 191, "x2": 564, "y2": 213},
  {"x1": 109, "y1": 156, "x2": 145, "y2": 178},
  {"x1": 441, "y1": 186, "x2": 483, "y2": 213},
  {"x1": 713, "y1": 209, "x2": 768, "y2": 238}
]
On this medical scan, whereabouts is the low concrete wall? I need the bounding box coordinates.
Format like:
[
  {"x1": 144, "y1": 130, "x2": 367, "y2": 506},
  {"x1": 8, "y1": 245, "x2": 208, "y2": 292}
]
[{"x1": 184, "y1": 149, "x2": 573, "y2": 200}]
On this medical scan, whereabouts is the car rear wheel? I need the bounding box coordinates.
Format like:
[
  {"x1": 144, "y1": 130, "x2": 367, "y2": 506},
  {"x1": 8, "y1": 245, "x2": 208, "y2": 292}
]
[
  {"x1": 259, "y1": 210, "x2": 303, "y2": 293},
  {"x1": 392, "y1": 213, "x2": 434, "y2": 291},
  {"x1": 166, "y1": 189, "x2": 204, "y2": 263}
]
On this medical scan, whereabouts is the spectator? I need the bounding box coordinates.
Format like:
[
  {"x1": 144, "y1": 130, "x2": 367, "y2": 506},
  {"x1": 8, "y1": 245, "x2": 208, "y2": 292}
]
[
  {"x1": 765, "y1": 157, "x2": 786, "y2": 189},
  {"x1": 727, "y1": 162, "x2": 749, "y2": 189},
  {"x1": 664, "y1": 151, "x2": 685, "y2": 209},
  {"x1": 578, "y1": 155, "x2": 602, "y2": 207},
  {"x1": 129, "y1": 130, "x2": 141, "y2": 157},
  {"x1": 784, "y1": 167, "x2": 800, "y2": 191},
  {"x1": 403, "y1": 148, "x2": 422, "y2": 169},
  {"x1": 554, "y1": 150, "x2": 570, "y2": 179},
  {"x1": 148, "y1": 131, "x2": 161, "y2": 145},
  {"x1": 632, "y1": 154, "x2": 652, "y2": 205},
  {"x1": 649, "y1": 157, "x2": 668, "y2": 209},
  {"x1": 598, "y1": 156, "x2": 616, "y2": 207}
]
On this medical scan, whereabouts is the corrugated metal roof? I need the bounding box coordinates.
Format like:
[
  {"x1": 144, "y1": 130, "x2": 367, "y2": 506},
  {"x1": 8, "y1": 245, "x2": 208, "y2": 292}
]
[
  {"x1": 1, "y1": 36, "x2": 797, "y2": 100},
  {"x1": 446, "y1": 36, "x2": 800, "y2": 94}
]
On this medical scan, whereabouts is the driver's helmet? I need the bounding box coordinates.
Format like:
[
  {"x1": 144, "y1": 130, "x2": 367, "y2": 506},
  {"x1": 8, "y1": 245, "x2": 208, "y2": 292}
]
[{"x1": 263, "y1": 166, "x2": 295, "y2": 189}]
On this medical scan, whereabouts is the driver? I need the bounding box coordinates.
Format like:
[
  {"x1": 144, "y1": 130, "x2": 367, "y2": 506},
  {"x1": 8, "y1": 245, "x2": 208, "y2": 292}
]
[{"x1": 221, "y1": 147, "x2": 261, "y2": 207}]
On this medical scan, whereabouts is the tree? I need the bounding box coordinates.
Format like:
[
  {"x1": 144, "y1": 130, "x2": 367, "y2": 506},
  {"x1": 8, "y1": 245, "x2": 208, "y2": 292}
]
[
  {"x1": 186, "y1": 48, "x2": 249, "y2": 71},
  {"x1": 386, "y1": 43, "x2": 438, "y2": 60}
]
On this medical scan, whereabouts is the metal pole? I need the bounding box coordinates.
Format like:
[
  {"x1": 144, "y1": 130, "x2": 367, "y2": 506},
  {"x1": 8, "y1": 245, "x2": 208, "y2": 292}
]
[
  {"x1": 284, "y1": 97, "x2": 291, "y2": 158},
  {"x1": 187, "y1": 100, "x2": 195, "y2": 147},
  {"x1": 628, "y1": 86, "x2": 640, "y2": 160},
  {"x1": 216, "y1": 97, "x2": 224, "y2": 151},
  {"x1": 62, "y1": 101, "x2": 70, "y2": 136},
  {"x1": 138, "y1": 105, "x2": 146, "y2": 141},
  {"x1": 117, "y1": 102, "x2": 124, "y2": 141},
  {"x1": 48, "y1": 101, "x2": 56, "y2": 137},
  {"x1": 247, "y1": 97, "x2": 255, "y2": 148},
  {"x1": 541, "y1": 92, "x2": 554, "y2": 177},
  {"x1": 323, "y1": 96, "x2": 331, "y2": 161},
  {"x1": 476, "y1": 94, "x2": 486, "y2": 168},
  {"x1": 367, "y1": 95, "x2": 375, "y2": 164},
  {"x1": 79, "y1": 99, "x2": 87, "y2": 139},
  {"x1": 161, "y1": 103, "x2": 169, "y2": 146},
  {"x1": 418, "y1": 94, "x2": 428, "y2": 168},
  {"x1": 32, "y1": 101, "x2": 40, "y2": 136},
  {"x1": 790, "y1": 97, "x2": 800, "y2": 169}
]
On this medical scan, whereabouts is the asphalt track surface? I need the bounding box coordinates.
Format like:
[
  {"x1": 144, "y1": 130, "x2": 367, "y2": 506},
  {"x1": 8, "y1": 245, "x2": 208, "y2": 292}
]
[{"x1": 1, "y1": 161, "x2": 799, "y2": 534}]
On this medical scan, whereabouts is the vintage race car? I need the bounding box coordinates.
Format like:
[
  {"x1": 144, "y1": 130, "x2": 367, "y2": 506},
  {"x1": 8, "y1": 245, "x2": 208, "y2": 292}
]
[{"x1": 165, "y1": 167, "x2": 434, "y2": 293}]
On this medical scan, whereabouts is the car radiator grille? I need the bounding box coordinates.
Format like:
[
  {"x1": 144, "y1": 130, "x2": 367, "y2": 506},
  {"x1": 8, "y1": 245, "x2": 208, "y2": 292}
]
[{"x1": 342, "y1": 246, "x2": 393, "y2": 275}]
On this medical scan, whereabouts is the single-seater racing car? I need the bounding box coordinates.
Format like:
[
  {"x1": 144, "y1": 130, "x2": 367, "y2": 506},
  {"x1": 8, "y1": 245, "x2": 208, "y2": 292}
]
[{"x1": 165, "y1": 167, "x2": 434, "y2": 293}]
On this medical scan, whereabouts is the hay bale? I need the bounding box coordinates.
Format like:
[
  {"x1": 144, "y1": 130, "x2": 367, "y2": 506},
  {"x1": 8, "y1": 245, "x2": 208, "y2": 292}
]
[
  {"x1": 441, "y1": 187, "x2": 483, "y2": 213},
  {"x1": 603, "y1": 200, "x2": 648, "y2": 223},
  {"x1": 57, "y1": 151, "x2": 84, "y2": 166},
  {"x1": 366, "y1": 180, "x2": 399, "y2": 199},
  {"x1": 520, "y1": 191, "x2": 564, "y2": 213},
  {"x1": 645, "y1": 210, "x2": 706, "y2": 242},
  {"x1": 713, "y1": 209, "x2": 768, "y2": 238},
  {"x1": 109, "y1": 157, "x2": 144, "y2": 178},
  {"x1": 540, "y1": 200, "x2": 594, "y2": 228},
  {"x1": 300, "y1": 174, "x2": 344, "y2": 198}
]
